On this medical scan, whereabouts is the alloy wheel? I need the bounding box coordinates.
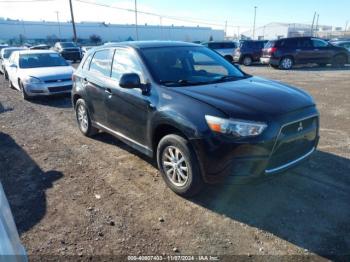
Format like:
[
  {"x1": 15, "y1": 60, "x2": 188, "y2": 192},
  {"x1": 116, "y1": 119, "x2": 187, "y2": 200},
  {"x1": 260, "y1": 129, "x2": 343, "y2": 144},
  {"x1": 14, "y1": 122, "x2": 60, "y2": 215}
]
[
  {"x1": 162, "y1": 146, "x2": 189, "y2": 187},
  {"x1": 77, "y1": 104, "x2": 89, "y2": 132},
  {"x1": 281, "y1": 58, "x2": 293, "y2": 69}
]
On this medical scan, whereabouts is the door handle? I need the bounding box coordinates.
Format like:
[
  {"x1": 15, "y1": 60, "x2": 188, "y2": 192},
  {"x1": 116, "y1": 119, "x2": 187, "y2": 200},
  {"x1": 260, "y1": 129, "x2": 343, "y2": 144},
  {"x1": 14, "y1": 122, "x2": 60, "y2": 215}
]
[
  {"x1": 105, "y1": 88, "x2": 112, "y2": 95},
  {"x1": 314, "y1": 49, "x2": 319, "y2": 51}
]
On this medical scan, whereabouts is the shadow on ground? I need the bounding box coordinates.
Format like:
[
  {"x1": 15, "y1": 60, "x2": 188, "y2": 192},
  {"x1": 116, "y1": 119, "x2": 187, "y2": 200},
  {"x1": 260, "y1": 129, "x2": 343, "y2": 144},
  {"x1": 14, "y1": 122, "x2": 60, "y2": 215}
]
[
  {"x1": 29, "y1": 94, "x2": 72, "y2": 109},
  {"x1": 191, "y1": 150, "x2": 350, "y2": 258},
  {"x1": 0, "y1": 132, "x2": 63, "y2": 235}
]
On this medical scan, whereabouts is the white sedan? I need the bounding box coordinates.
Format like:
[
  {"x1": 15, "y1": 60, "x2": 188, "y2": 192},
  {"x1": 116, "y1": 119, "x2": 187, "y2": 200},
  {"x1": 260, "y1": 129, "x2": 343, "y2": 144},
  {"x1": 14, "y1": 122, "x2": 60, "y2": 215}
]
[{"x1": 6, "y1": 50, "x2": 74, "y2": 100}]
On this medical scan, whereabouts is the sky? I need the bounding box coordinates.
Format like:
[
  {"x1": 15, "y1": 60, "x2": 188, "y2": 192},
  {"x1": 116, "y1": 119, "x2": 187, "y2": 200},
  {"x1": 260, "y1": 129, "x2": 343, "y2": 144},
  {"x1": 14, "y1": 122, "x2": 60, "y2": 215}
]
[{"x1": 0, "y1": 0, "x2": 349, "y2": 36}]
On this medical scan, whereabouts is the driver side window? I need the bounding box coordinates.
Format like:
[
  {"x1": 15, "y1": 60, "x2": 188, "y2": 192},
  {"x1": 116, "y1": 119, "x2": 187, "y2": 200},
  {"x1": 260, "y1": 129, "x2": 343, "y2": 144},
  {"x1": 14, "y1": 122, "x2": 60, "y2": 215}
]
[{"x1": 312, "y1": 39, "x2": 328, "y2": 48}]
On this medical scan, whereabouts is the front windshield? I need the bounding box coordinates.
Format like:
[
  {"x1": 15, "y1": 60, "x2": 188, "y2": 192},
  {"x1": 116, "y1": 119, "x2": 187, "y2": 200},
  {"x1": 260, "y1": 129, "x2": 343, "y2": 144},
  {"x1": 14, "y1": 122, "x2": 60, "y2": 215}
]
[
  {"x1": 140, "y1": 46, "x2": 246, "y2": 87},
  {"x1": 19, "y1": 53, "x2": 69, "y2": 68},
  {"x1": 61, "y1": 42, "x2": 76, "y2": 48}
]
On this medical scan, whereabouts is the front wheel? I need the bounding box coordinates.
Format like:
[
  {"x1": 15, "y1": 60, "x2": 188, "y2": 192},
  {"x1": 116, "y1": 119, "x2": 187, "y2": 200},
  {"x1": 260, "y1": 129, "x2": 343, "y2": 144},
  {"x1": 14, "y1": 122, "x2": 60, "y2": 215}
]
[
  {"x1": 332, "y1": 55, "x2": 346, "y2": 68},
  {"x1": 157, "y1": 134, "x2": 203, "y2": 197},
  {"x1": 19, "y1": 81, "x2": 30, "y2": 100},
  {"x1": 242, "y1": 56, "x2": 253, "y2": 66},
  {"x1": 75, "y1": 99, "x2": 98, "y2": 137}
]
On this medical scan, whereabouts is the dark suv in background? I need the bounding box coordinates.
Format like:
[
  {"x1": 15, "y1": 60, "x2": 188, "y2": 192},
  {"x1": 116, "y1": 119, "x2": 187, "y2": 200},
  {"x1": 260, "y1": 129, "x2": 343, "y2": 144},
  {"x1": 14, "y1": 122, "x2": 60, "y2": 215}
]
[
  {"x1": 233, "y1": 40, "x2": 268, "y2": 66},
  {"x1": 53, "y1": 42, "x2": 81, "y2": 62},
  {"x1": 72, "y1": 41, "x2": 319, "y2": 197},
  {"x1": 261, "y1": 37, "x2": 349, "y2": 69}
]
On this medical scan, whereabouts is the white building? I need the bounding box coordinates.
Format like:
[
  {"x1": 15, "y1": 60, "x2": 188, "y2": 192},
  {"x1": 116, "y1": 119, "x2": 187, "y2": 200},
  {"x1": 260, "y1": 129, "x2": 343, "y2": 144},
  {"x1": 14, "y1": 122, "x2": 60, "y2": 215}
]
[
  {"x1": 242, "y1": 22, "x2": 333, "y2": 40},
  {"x1": 0, "y1": 19, "x2": 224, "y2": 43}
]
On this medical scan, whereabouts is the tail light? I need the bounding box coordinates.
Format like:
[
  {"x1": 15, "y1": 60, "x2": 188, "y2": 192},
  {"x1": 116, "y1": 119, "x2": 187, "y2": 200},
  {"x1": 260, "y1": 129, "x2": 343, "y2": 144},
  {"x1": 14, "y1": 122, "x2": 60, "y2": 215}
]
[{"x1": 267, "y1": 47, "x2": 277, "y2": 54}]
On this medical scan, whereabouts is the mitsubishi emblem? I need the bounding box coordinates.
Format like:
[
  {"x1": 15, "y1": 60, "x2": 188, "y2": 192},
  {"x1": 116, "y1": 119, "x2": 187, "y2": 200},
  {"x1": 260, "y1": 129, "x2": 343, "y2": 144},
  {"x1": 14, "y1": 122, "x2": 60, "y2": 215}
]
[{"x1": 297, "y1": 122, "x2": 304, "y2": 132}]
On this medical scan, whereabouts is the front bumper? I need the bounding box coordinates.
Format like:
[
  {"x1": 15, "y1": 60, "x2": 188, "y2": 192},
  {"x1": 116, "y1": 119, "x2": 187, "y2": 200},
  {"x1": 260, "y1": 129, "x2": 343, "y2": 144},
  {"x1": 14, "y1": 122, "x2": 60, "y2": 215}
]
[
  {"x1": 192, "y1": 109, "x2": 319, "y2": 184},
  {"x1": 23, "y1": 81, "x2": 73, "y2": 96}
]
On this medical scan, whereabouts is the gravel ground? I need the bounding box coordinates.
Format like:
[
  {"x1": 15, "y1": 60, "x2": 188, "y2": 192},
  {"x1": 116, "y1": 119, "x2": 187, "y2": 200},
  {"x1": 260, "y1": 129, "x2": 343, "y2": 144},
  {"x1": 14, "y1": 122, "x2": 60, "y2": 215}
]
[{"x1": 0, "y1": 64, "x2": 349, "y2": 261}]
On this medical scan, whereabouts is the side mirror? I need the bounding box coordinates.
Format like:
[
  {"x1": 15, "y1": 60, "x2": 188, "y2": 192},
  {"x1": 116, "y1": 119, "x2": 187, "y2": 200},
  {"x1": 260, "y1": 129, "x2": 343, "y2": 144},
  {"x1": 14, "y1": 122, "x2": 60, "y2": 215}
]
[
  {"x1": 119, "y1": 73, "x2": 142, "y2": 89},
  {"x1": 10, "y1": 63, "x2": 17, "y2": 68}
]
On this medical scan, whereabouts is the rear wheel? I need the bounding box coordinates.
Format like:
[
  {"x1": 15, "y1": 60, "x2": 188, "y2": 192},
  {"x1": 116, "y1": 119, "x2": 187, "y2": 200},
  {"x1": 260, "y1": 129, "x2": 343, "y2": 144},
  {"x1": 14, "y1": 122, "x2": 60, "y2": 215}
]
[
  {"x1": 332, "y1": 55, "x2": 346, "y2": 68},
  {"x1": 75, "y1": 99, "x2": 98, "y2": 137},
  {"x1": 279, "y1": 57, "x2": 294, "y2": 70},
  {"x1": 4, "y1": 70, "x2": 9, "y2": 80},
  {"x1": 242, "y1": 56, "x2": 253, "y2": 66},
  {"x1": 157, "y1": 134, "x2": 203, "y2": 197}
]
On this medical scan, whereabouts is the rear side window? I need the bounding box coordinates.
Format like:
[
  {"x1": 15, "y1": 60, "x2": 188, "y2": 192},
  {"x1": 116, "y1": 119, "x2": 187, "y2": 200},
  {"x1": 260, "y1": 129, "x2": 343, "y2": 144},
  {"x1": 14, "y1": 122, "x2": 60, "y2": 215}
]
[
  {"x1": 82, "y1": 54, "x2": 93, "y2": 71},
  {"x1": 89, "y1": 49, "x2": 114, "y2": 78}
]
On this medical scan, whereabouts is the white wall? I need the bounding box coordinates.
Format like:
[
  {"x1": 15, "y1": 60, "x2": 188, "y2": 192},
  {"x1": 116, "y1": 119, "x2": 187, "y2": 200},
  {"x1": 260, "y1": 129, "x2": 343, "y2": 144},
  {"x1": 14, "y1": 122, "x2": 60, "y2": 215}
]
[{"x1": 0, "y1": 20, "x2": 224, "y2": 42}]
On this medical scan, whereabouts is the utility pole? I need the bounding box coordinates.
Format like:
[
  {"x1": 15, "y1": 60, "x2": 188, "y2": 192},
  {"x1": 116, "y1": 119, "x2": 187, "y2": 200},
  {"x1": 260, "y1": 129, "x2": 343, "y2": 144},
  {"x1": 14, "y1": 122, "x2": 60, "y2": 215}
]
[
  {"x1": 311, "y1": 12, "x2": 316, "y2": 37},
  {"x1": 345, "y1": 20, "x2": 349, "y2": 36},
  {"x1": 69, "y1": 0, "x2": 77, "y2": 43},
  {"x1": 315, "y1": 14, "x2": 319, "y2": 37},
  {"x1": 134, "y1": 0, "x2": 139, "y2": 40},
  {"x1": 55, "y1": 11, "x2": 61, "y2": 40},
  {"x1": 224, "y1": 20, "x2": 228, "y2": 37},
  {"x1": 252, "y1": 6, "x2": 257, "y2": 40}
]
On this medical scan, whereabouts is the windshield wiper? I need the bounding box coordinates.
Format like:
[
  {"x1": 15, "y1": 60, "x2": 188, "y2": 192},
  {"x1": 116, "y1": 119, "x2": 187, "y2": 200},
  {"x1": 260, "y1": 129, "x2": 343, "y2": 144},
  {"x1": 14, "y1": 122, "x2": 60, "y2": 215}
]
[
  {"x1": 211, "y1": 75, "x2": 244, "y2": 83},
  {"x1": 159, "y1": 79, "x2": 208, "y2": 86}
]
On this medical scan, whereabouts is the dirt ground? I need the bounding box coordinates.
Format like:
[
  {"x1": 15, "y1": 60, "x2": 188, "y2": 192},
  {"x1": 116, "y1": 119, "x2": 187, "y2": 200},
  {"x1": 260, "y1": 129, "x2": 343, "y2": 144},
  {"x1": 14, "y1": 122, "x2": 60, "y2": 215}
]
[{"x1": 0, "y1": 64, "x2": 349, "y2": 261}]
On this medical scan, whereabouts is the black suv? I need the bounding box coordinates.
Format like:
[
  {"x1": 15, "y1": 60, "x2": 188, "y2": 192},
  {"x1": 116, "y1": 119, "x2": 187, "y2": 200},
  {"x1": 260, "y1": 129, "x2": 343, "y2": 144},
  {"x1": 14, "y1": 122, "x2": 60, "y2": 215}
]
[
  {"x1": 53, "y1": 42, "x2": 81, "y2": 62},
  {"x1": 261, "y1": 37, "x2": 349, "y2": 69},
  {"x1": 72, "y1": 41, "x2": 319, "y2": 196},
  {"x1": 233, "y1": 40, "x2": 268, "y2": 66}
]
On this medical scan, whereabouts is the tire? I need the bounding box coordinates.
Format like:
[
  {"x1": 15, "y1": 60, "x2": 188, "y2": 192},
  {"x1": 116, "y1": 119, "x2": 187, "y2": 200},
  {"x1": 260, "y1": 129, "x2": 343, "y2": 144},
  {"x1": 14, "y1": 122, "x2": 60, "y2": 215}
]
[
  {"x1": 19, "y1": 81, "x2": 30, "y2": 100},
  {"x1": 75, "y1": 98, "x2": 98, "y2": 137},
  {"x1": 332, "y1": 55, "x2": 346, "y2": 68},
  {"x1": 318, "y1": 63, "x2": 327, "y2": 67},
  {"x1": 157, "y1": 134, "x2": 203, "y2": 197},
  {"x1": 224, "y1": 55, "x2": 233, "y2": 63},
  {"x1": 242, "y1": 56, "x2": 253, "y2": 66},
  {"x1": 279, "y1": 57, "x2": 294, "y2": 70},
  {"x1": 4, "y1": 70, "x2": 9, "y2": 80}
]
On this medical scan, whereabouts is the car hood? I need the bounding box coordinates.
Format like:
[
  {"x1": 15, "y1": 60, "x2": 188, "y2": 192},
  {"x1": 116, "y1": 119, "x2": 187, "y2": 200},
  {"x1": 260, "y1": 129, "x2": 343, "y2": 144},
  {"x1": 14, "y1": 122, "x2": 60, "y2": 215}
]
[
  {"x1": 171, "y1": 76, "x2": 315, "y2": 120},
  {"x1": 21, "y1": 66, "x2": 74, "y2": 81}
]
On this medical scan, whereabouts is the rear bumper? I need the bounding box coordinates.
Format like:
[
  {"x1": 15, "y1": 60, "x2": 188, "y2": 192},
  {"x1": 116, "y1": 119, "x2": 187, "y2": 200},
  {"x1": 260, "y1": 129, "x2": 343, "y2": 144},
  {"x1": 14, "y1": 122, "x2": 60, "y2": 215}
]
[
  {"x1": 60, "y1": 52, "x2": 81, "y2": 61},
  {"x1": 260, "y1": 57, "x2": 280, "y2": 66},
  {"x1": 191, "y1": 110, "x2": 319, "y2": 184}
]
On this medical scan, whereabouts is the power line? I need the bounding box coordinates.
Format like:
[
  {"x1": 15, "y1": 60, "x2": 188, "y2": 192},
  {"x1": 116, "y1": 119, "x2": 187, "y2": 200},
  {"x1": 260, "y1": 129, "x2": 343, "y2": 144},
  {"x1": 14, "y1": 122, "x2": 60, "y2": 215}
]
[
  {"x1": 74, "y1": 0, "x2": 243, "y2": 29},
  {"x1": 0, "y1": 0, "x2": 54, "y2": 2}
]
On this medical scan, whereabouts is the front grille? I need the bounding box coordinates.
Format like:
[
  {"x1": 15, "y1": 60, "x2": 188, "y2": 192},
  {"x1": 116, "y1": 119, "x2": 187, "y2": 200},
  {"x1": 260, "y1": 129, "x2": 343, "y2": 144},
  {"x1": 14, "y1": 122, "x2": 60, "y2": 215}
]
[
  {"x1": 45, "y1": 78, "x2": 71, "y2": 83},
  {"x1": 267, "y1": 116, "x2": 318, "y2": 171},
  {"x1": 48, "y1": 86, "x2": 72, "y2": 93}
]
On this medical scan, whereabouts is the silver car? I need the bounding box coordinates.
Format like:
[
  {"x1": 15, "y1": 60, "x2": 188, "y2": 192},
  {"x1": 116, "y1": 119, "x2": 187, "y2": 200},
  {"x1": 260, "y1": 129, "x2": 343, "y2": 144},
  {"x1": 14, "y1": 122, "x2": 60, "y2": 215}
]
[
  {"x1": 6, "y1": 50, "x2": 74, "y2": 100},
  {"x1": 0, "y1": 47, "x2": 27, "y2": 79},
  {"x1": 202, "y1": 41, "x2": 238, "y2": 62}
]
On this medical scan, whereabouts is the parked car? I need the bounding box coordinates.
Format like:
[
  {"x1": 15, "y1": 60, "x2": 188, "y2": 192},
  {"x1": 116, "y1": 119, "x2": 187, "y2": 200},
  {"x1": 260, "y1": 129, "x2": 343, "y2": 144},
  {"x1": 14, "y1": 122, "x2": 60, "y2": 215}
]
[
  {"x1": 331, "y1": 41, "x2": 350, "y2": 51},
  {"x1": 72, "y1": 41, "x2": 319, "y2": 197},
  {"x1": 0, "y1": 44, "x2": 9, "y2": 51},
  {"x1": 6, "y1": 50, "x2": 74, "y2": 100},
  {"x1": 202, "y1": 41, "x2": 238, "y2": 62},
  {"x1": 30, "y1": 44, "x2": 51, "y2": 50},
  {"x1": 0, "y1": 182, "x2": 27, "y2": 262},
  {"x1": 53, "y1": 42, "x2": 81, "y2": 62},
  {"x1": 233, "y1": 40, "x2": 268, "y2": 66},
  {"x1": 0, "y1": 47, "x2": 27, "y2": 79},
  {"x1": 260, "y1": 37, "x2": 349, "y2": 69},
  {"x1": 81, "y1": 46, "x2": 94, "y2": 57}
]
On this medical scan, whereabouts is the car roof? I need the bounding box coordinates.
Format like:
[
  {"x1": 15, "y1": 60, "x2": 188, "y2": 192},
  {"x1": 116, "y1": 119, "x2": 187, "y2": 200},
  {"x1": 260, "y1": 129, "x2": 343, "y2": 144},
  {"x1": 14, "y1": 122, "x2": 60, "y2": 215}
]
[
  {"x1": 95, "y1": 41, "x2": 201, "y2": 50},
  {"x1": 2, "y1": 47, "x2": 27, "y2": 51},
  {"x1": 17, "y1": 50, "x2": 58, "y2": 55}
]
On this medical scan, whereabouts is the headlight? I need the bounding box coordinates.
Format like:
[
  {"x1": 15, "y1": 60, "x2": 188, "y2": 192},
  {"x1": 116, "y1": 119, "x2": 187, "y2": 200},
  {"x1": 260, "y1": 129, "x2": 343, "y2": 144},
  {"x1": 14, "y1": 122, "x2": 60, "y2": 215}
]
[
  {"x1": 205, "y1": 115, "x2": 267, "y2": 137},
  {"x1": 23, "y1": 76, "x2": 42, "y2": 84}
]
